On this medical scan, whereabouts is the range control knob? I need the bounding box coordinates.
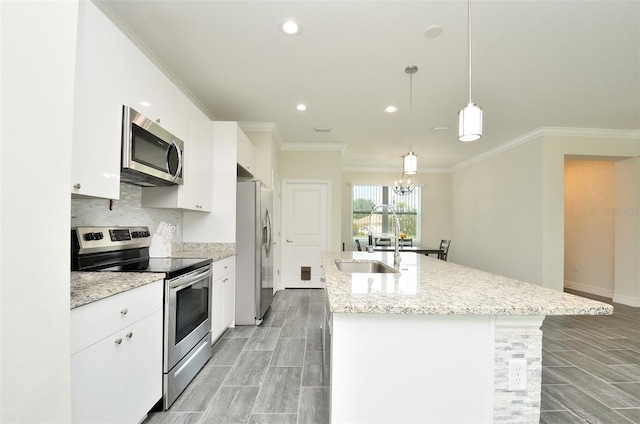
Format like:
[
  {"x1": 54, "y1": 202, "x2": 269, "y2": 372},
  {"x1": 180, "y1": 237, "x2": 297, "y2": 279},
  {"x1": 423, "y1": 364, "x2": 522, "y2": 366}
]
[{"x1": 83, "y1": 233, "x2": 94, "y2": 241}]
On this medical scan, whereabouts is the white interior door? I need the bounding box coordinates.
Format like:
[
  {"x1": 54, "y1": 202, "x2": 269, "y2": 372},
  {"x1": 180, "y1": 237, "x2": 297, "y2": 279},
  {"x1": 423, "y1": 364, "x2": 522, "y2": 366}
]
[{"x1": 282, "y1": 180, "x2": 329, "y2": 289}]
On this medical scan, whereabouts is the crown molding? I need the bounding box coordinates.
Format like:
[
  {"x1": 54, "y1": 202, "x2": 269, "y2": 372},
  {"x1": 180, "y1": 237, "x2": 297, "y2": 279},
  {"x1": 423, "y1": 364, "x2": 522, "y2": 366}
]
[
  {"x1": 539, "y1": 127, "x2": 640, "y2": 139},
  {"x1": 449, "y1": 127, "x2": 640, "y2": 172},
  {"x1": 238, "y1": 122, "x2": 284, "y2": 147},
  {"x1": 281, "y1": 143, "x2": 346, "y2": 152},
  {"x1": 342, "y1": 166, "x2": 450, "y2": 174}
]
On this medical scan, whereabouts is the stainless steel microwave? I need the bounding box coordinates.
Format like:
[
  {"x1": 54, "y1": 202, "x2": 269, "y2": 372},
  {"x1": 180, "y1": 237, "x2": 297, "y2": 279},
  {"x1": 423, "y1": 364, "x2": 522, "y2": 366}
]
[{"x1": 121, "y1": 105, "x2": 184, "y2": 186}]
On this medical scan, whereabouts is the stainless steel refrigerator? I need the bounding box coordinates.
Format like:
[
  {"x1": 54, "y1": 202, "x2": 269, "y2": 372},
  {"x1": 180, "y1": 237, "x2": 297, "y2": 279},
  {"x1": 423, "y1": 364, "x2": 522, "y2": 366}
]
[{"x1": 236, "y1": 181, "x2": 274, "y2": 325}]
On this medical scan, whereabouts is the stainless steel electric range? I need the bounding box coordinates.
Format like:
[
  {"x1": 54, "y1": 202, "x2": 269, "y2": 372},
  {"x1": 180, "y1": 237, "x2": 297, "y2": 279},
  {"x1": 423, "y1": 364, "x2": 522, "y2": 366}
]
[{"x1": 71, "y1": 226, "x2": 212, "y2": 410}]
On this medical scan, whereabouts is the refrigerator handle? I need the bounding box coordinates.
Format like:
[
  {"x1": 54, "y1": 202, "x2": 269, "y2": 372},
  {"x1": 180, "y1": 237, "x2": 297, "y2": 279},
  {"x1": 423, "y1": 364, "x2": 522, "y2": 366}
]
[{"x1": 264, "y1": 208, "x2": 273, "y2": 258}]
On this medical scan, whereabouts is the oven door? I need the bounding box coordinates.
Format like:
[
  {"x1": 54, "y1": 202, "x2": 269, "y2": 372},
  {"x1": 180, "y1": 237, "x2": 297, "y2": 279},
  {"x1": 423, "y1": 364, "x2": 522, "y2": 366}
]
[{"x1": 164, "y1": 265, "x2": 212, "y2": 372}]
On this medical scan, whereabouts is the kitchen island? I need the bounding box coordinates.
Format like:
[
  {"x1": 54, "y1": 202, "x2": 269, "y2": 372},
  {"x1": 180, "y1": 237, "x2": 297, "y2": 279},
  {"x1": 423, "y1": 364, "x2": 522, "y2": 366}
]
[{"x1": 322, "y1": 251, "x2": 612, "y2": 424}]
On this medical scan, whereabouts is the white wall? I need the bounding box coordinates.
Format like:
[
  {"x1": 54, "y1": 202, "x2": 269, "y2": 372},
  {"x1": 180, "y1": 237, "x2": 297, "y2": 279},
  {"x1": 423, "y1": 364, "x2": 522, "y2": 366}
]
[
  {"x1": 451, "y1": 129, "x2": 638, "y2": 295},
  {"x1": 564, "y1": 160, "x2": 615, "y2": 297},
  {"x1": 341, "y1": 171, "x2": 451, "y2": 251},
  {"x1": 452, "y1": 138, "x2": 544, "y2": 284},
  {"x1": 1, "y1": 1, "x2": 78, "y2": 421},
  {"x1": 614, "y1": 157, "x2": 640, "y2": 306}
]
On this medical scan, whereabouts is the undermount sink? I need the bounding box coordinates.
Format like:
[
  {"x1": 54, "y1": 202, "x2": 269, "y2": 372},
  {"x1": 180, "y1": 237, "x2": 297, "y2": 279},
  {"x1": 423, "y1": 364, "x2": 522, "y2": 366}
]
[{"x1": 334, "y1": 259, "x2": 398, "y2": 274}]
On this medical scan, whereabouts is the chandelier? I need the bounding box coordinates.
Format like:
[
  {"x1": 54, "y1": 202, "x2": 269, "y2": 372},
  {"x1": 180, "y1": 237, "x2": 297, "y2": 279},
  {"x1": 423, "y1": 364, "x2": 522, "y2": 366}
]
[{"x1": 393, "y1": 173, "x2": 414, "y2": 196}]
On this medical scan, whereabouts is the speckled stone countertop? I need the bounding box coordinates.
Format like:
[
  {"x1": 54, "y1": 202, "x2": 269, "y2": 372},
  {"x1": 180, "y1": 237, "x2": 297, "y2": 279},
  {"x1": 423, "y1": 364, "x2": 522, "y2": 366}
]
[
  {"x1": 171, "y1": 242, "x2": 236, "y2": 261},
  {"x1": 71, "y1": 272, "x2": 163, "y2": 309},
  {"x1": 323, "y1": 251, "x2": 613, "y2": 316},
  {"x1": 71, "y1": 243, "x2": 236, "y2": 309}
]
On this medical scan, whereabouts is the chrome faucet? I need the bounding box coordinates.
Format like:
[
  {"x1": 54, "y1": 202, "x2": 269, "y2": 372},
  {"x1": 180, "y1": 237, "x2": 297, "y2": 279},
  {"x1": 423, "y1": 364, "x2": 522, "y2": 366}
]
[{"x1": 370, "y1": 203, "x2": 402, "y2": 267}]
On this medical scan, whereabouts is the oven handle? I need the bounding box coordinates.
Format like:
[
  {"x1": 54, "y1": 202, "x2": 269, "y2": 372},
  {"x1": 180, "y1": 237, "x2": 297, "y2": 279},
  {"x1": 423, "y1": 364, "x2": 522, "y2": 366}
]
[{"x1": 168, "y1": 266, "x2": 212, "y2": 291}]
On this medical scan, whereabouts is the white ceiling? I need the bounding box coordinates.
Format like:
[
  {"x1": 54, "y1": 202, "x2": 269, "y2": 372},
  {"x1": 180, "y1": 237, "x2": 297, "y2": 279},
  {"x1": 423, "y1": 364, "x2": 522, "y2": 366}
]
[{"x1": 100, "y1": 0, "x2": 640, "y2": 171}]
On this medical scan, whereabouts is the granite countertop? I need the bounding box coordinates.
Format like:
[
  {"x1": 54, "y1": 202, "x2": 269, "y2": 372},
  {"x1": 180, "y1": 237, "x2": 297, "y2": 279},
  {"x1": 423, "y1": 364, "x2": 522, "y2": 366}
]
[
  {"x1": 322, "y1": 251, "x2": 613, "y2": 316},
  {"x1": 71, "y1": 272, "x2": 164, "y2": 309},
  {"x1": 71, "y1": 242, "x2": 236, "y2": 309}
]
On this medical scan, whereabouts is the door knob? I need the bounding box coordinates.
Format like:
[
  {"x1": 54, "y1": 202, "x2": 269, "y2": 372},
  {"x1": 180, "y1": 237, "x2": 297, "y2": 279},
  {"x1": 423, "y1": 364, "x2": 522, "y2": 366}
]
[{"x1": 286, "y1": 239, "x2": 293, "y2": 243}]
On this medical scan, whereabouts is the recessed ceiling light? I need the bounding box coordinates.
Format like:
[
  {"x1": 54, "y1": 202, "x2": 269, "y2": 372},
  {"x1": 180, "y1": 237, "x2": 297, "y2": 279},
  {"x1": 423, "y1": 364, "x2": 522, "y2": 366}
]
[
  {"x1": 296, "y1": 104, "x2": 307, "y2": 111},
  {"x1": 424, "y1": 25, "x2": 443, "y2": 38},
  {"x1": 140, "y1": 101, "x2": 151, "y2": 107},
  {"x1": 281, "y1": 20, "x2": 301, "y2": 35},
  {"x1": 384, "y1": 106, "x2": 399, "y2": 113}
]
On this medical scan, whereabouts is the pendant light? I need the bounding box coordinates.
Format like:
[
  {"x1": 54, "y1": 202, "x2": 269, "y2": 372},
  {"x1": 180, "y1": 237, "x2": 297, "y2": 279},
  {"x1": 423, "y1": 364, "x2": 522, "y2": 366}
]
[
  {"x1": 458, "y1": 0, "x2": 483, "y2": 142},
  {"x1": 403, "y1": 65, "x2": 418, "y2": 174}
]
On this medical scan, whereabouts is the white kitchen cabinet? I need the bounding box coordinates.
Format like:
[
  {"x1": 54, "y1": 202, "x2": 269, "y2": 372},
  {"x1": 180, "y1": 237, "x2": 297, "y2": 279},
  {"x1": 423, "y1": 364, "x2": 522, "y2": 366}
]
[
  {"x1": 71, "y1": 2, "x2": 210, "y2": 199},
  {"x1": 141, "y1": 120, "x2": 214, "y2": 212},
  {"x1": 237, "y1": 129, "x2": 256, "y2": 176},
  {"x1": 71, "y1": 280, "x2": 163, "y2": 424},
  {"x1": 211, "y1": 256, "x2": 236, "y2": 342},
  {"x1": 183, "y1": 122, "x2": 241, "y2": 243}
]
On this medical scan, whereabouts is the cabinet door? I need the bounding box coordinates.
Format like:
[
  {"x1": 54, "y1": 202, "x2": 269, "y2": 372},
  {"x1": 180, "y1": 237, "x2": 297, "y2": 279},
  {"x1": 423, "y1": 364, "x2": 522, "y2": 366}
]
[
  {"x1": 237, "y1": 128, "x2": 256, "y2": 175},
  {"x1": 71, "y1": 1, "x2": 125, "y2": 199},
  {"x1": 223, "y1": 272, "x2": 235, "y2": 328},
  {"x1": 141, "y1": 120, "x2": 213, "y2": 212},
  {"x1": 211, "y1": 276, "x2": 225, "y2": 341},
  {"x1": 184, "y1": 120, "x2": 213, "y2": 211},
  {"x1": 71, "y1": 334, "x2": 122, "y2": 423},
  {"x1": 121, "y1": 310, "x2": 163, "y2": 424}
]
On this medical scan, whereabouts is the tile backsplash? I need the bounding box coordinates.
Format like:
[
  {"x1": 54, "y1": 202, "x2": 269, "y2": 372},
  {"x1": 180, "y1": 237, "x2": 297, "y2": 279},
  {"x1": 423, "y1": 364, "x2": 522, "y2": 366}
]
[{"x1": 71, "y1": 183, "x2": 183, "y2": 242}]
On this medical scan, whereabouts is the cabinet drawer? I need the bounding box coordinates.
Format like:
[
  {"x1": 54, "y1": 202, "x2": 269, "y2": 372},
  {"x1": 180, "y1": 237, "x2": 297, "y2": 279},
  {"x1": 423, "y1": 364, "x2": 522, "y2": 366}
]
[
  {"x1": 213, "y1": 256, "x2": 235, "y2": 278},
  {"x1": 71, "y1": 280, "x2": 163, "y2": 355}
]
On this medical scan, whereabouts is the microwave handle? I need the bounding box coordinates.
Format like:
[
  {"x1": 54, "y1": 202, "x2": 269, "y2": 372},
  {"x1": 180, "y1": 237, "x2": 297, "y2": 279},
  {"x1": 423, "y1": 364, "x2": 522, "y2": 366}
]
[{"x1": 167, "y1": 139, "x2": 183, "y2": 182}]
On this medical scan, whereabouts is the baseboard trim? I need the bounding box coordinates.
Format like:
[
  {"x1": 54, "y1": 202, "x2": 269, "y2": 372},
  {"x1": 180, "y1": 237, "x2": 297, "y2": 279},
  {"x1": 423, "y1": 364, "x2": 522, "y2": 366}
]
[
  {"x1": 612, "y1": 293, "x2": 640, "y2": 307},
  {"x1": 564, "y1": 280, "x2": 614, "y2": 299}
]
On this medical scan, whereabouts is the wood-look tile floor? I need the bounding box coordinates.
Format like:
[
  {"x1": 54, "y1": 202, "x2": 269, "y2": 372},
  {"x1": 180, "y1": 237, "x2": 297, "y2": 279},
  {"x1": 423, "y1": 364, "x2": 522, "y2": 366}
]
[
  {"x1": 144, "y1": 288, "x2": 329, "y2": 424},
  {"x1": 146, "y1": 288, "x2": 640, "y2": 424},
  {"x1": 541, "y1": 290, "x2": 640, "y2": 424}
]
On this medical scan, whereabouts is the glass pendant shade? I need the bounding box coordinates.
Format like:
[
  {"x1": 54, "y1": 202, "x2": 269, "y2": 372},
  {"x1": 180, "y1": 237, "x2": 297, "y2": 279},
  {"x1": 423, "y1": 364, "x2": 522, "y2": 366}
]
[
  {"x1": 403, "y1": 152, "x2": 417, "y2": 175},
  {"x1": 458, "y1": 102, "x2": 483, "y2": 142}
]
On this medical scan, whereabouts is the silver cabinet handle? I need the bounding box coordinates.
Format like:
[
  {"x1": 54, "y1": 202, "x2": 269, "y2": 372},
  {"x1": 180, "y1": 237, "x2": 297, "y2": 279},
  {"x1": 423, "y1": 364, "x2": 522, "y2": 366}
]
[
  {"x1": 115, "y1": 338, "x2": 122, "y2": 345},
  {"x1": 73, "y1": 183, "x2": 81, "y2": 190},
  {"x1": 120, "y1": 308, "x2": 128, "y2": 315},
  {"x1": 125, "y1": 332, "x2": 133, "y2": 338},
  {"x1": 286, "y1": 239, "x2": 293, "y2": 243}
]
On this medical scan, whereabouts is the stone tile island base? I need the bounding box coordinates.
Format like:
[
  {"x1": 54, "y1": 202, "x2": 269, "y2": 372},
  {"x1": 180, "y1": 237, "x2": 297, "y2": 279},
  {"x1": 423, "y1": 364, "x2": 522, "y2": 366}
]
[{"x1": 329, "y1": 313, "x2": 543, "y2": 423}]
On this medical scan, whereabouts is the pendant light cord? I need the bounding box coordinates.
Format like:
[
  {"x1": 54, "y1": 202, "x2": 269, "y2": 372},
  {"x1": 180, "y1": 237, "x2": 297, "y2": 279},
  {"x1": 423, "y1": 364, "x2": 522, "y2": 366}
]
[
  {"x1": 467, "y1": 0, "x2": 473, "y2": 104},
  {"x1": 409, "y1": 70, "x2": 413, "y2": 152}
]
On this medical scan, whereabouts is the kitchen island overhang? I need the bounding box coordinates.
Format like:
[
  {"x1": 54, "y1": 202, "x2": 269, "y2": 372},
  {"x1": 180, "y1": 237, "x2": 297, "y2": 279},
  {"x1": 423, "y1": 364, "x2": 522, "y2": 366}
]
[{"x1": 321, "y1": 251, "x2": 612, "y2": 424}]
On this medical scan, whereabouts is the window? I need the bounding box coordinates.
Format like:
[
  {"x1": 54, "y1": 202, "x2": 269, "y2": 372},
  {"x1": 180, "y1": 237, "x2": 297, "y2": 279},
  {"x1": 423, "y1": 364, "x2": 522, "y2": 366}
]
[{"x1": 352, "y1": 185, "x2": 421, "y2": 241}]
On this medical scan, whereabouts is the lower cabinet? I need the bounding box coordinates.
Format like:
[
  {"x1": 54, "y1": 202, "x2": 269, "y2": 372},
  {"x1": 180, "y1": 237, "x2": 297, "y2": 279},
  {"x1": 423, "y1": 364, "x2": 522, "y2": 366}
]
[
  {"x1": 71, "y1": 281, "x2": 163, "y2": 424},
  {"x1": 211, "y1": 256, "x2": 236, "y2": 341}
]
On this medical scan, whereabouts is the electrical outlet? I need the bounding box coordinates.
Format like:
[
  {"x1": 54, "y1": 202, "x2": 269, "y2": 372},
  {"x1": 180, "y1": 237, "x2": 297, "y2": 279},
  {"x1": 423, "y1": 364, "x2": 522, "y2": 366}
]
[
  {"x1": 508, "y1": 359, "x2": 527, "y2": 391},
  {"x1": 574, "y1": 264, "x2": 579, "y2": 272}
]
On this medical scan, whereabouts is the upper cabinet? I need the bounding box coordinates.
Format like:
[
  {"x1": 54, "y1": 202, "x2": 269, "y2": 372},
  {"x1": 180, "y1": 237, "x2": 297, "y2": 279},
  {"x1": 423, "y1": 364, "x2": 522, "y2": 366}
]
[
  {"x1": 71, "y1": 1, "x2": 210, "y2": 200},
  {"x1": 141, "y1": 120, "x2": 213, "y2": 212},
  {"x1": 71, "y1": 1, "x2": 126, "y2": 199},
  {"x1": 183, "y1": 122, "x2": 243, "y2": 243},
  {"x1": 237, "y1": 130, "x2": 256, "y2": 176}
]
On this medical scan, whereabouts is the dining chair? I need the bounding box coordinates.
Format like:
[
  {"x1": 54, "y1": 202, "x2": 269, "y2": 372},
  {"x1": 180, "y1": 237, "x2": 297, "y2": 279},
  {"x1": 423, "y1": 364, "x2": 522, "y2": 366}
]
[
  {"x1": 399, "y1": 238, "x2": 413, "y2": 247},
  {"x1": 438, "y1": 239, "x2": 451, "y2": 261},
  {"x1": 374, "y1": 237, "x2": 392, "y2": 246},
  {"x1": 355, "y1": 239, "x2": 362, "y2": 251}
]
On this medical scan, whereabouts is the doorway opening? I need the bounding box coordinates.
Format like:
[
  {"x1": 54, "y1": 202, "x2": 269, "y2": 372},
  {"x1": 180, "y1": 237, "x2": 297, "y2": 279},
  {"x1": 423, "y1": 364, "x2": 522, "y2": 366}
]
[{"x1": 563, "y1": 159, "x2": 616, "y2": 297}]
